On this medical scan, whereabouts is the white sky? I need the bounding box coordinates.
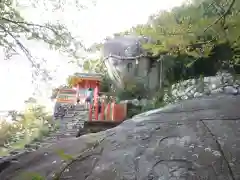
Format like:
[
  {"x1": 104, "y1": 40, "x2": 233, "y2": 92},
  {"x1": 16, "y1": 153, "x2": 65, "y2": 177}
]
[{"x1": 0, "y1": 0, "x2": 186, "y2": 111}]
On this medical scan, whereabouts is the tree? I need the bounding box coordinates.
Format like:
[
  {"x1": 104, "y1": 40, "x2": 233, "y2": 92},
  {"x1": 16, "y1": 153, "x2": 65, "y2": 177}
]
[
  {"x1": 7, "y1": 110, "x2": 19, "y2": 121},
  {"x1": 82, "y1": 58, "x2": 112, "y2": 92},
  {"x1": 27, "y1": 0, "x2": 93, "y2": 11},
  {"x1": 24, "y1": 97, "x2": 37, "y2": 103},
  {"x1": 82, "y1": 58, "x2": 107, "y2": 74},
  {"x1": 0, "y1": 96, "x2": 52, "y2": 153},
  {"x1": 132, "y1": 0, "x2": 238, "y2": 57},
  {"x1": 113, "y1": 0, "x2": 240, "y2": 83},
  {"x1": 0, "y1": 0, "x2": 92, "y2": 81}
]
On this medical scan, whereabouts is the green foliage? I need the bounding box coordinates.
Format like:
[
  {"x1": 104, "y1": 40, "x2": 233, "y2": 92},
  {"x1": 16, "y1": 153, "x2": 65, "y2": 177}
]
[
  {"x1": 0, "y1": 0, "x2": 84, "y2": 58},
  {"x1": 126, "y1": 103, "x2": 142, "y2": 118},
  {"x1": 83, "y1": 58, "x2": 107, "y2": 74},
  {"x1": 0, "y1": 0, "x2": 88, "y2": 82},
  {"x1": 0, "y1": 98, "x2": 56, "y2": 156},
  {"x1": 125, "y1": 88, "x2": 167, "y2": 118},
  {"x1": 151, "y1": 89, "x2": 166, "y2": 107},
  {"x1": 86, "y1": 0, "x2": 240, "y2": 120},
  {"x1": 124, "y1": 0, "x2": 240, "y2": 78},
  {"x1": 100, "y1": 76, "x2": 112, "y2": 93},
  {"x1": 56, "y1": 149, "x2": 74, "y2": 161},
  {"x1": 82, "y1": 58, "x2": 112, "y2": 92},
  {"x1": 116, "y1": 82, "x2": 147, "y2": 101},
  {"x1": 19, "y1": 172, "x2": 45, "y2": 180}
]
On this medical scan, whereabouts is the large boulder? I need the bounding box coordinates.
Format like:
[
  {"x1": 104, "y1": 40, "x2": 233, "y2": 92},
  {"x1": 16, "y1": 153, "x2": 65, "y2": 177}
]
[
  {"x1": 103, "y1": 35, "x2": 149, "y2": 58},
  {"x1": 102, "y1": 35, "x2": 150, "y2": 88},
  {"x1": 0, "y1": 95, "x2": 240, "y2": 180}
]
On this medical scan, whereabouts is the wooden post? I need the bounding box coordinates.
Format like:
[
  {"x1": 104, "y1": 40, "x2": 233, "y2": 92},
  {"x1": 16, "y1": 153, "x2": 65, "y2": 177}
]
[
  {"x1": 89, "y1": 103, "x2": 92, "y2": 121},
  {"x1": 94, "y1": 82, "x2": 99, "y2": 120},
  {"x1": 106, "y1": 103, "x2": 111, "y2": 120},
  {"x1": 76, "y1": 84, "x2": 80, "y2": 103},
  {"x1": 112, "y1": 100, "x2": 115, "y2": 121},
  {"x1": 123, "y1": 102, "x2": 127, "y2": 120},
  {"x1": 100, "y1": 100, "x2": 105, "y2": 121}
]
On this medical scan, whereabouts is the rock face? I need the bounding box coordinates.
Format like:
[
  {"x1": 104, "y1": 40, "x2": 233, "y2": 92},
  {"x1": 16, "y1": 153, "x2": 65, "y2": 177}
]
[
  {"x1": 1, "y1": 95, "x2": 240, "y2": 180},
  {"x1": 102, "y1": 35, "x2": 152, "y2": 89},
  {"x1": 103, "y1": 35, "x2": 147, "y2": 58}
]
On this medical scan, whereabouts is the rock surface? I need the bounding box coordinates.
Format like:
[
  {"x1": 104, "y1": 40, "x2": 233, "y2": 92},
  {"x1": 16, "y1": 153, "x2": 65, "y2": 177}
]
[{"x1": 0, "y1": 95, "x2": 240, "y2": 180}]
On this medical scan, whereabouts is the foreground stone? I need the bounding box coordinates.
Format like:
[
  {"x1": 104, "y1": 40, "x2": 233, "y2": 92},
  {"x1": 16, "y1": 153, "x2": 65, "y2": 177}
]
[{"x1": 0, "y1": 95, "x2": 240, "y2": 180}]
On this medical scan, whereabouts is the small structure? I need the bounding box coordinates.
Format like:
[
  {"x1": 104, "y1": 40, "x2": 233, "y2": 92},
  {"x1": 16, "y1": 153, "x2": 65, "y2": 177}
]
[
  {"x1": 68, "y1": 73, "x2": 101, "y2": 120},
  {"x1": 56, "y1": 88, "x2": 77, "y2": 104},
  {"x1": 54, "y1": 88, "x2": 77, "y2": 117},
  {"x1": 68, "y1": 73, "x2": 127, "y2": 124}
]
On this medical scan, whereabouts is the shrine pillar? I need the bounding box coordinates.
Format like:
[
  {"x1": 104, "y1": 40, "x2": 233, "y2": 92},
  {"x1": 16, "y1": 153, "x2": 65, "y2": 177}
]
[
  {"x1": 76, "y1": 83, "x2": 80, "y2": 101},
  {"x1": 94, "y1": 81, "x2": 100, "y2": 120}
]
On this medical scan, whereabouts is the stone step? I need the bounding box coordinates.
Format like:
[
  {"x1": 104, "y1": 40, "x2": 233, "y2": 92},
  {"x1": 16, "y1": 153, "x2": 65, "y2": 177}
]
[
  {"x1": 64, "y1": 115, "x2": 75, "y2": 118},
  {"x1": 65, "y1": 111, "x2": 75, "y2": 114}
]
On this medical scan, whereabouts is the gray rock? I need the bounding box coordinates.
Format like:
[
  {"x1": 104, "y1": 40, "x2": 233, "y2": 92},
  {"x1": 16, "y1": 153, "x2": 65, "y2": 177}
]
[
  {"x1": 167, "y1": 72, "x2": 240, "y2": 103},
  {"x1": 233, "y1": 84, "x2": 239, "y2": 88},
  {"x1": 185, "y1": 86, "x2": 194, "y2": 93},
  {"x1": 182, "y1": 95, "x2": 189, "y2": 100},
  {"x1": 1, "y1": 95, "x2": 240, "y2": 180},
  {"x1": 203, "y1": 88, "x2": 211, "y2": 95},
  {"x1": 24, "y1": 144, "x2": 39, "y2": 150},
  {"x1": 65, "y1": 95, "x2": 240, "y2": 180},
  {"x1": 224, "y1": 86, "x2": 238, "y2": 95},
  {"x1": 9, "y1": 151, "x2": 19, "y2": 155},
  {"x1": 211, "y1": 88, "x2": 223, "y2": 94},
  {"x1": 193, "y1": 92, "x2": 203, "y2": 98},
  {"x1": 171, "y1": 89, "x2": 178, "y2": 96}
]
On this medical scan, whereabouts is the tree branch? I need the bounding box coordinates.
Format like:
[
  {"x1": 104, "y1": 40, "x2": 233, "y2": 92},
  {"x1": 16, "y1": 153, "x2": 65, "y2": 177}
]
[
  {"x1": 0, "y1": 17, "x2": 61, "y2": 37},
  {"x1": 0, "y1": 24, "x2": 35, "y2": 65},
  {"x1": 0, "y1": 24, "x2": 52, "y2": 83},
  {"x1": 204, "y1": 0, "x2": 236, "y2": 32},
  {"x1": 141, "y1": 0, "x2": 237, "y2": 58}
]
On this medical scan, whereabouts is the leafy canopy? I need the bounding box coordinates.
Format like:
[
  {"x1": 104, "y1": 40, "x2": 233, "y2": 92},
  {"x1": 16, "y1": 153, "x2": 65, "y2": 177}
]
[
  {"x1": 125, "y1": 0, "x2": 239, "y2": 62},
  {"x1": 0, "y1": 0, "x2": 93, "y2": 82}
]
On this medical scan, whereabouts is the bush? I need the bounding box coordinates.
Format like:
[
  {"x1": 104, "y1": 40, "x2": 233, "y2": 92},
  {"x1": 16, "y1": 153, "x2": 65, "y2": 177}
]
[
  {"x1": 116, "y1": 82, "x2": 147, "y2": 101},
  {"x1": 0, "y1": 105, "x2": 56, "y2": 156},
  {"x1": 126, "y1": 103, "x2": 142, "y2": 118}
]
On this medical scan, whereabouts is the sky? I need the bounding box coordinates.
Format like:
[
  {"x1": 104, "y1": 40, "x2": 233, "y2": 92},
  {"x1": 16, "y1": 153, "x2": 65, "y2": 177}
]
[{"x1": 0, "y1": 0, "x2": 186, "y2": 111}]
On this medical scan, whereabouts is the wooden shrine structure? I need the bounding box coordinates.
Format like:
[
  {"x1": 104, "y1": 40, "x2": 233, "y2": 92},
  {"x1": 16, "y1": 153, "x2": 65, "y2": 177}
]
[{"x1": 68, "y1": 72, "x2": 127, "y2": 123}]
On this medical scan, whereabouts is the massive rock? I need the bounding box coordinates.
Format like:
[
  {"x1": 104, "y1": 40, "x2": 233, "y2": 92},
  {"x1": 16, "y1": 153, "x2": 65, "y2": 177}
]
[
  {"x1": 0, "y1": 95, "x2": 240, "y2": 180},
  {"x1": 102, "y1": 35, "x2": 150, "y2": 88}
]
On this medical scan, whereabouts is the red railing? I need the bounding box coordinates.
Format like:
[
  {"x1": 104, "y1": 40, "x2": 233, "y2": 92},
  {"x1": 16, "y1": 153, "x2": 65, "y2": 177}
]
[{"x1": 88, "y1": 99, "x2": 127, "y2": 122}]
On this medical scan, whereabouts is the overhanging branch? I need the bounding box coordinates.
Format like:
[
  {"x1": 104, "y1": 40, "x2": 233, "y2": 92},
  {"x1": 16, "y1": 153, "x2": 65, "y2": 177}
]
[
  {"x1": 0, "y1": 17, "x2": 61, "y2": 37},
  {"x1": 204, "y1": 0, "x2": 236, "y2": 32},
  {"x1": 0, "y1": 24, "x2": 52, "y2": 82},
  {"x1": 0, "y1": 24, "x2": 35, "y2": 65}
]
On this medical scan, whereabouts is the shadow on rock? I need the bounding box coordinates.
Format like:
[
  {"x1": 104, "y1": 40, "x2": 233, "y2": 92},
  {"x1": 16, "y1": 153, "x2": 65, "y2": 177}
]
[{"x1": 0, "y1": 95, "x2": 240, "y2": 180}]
